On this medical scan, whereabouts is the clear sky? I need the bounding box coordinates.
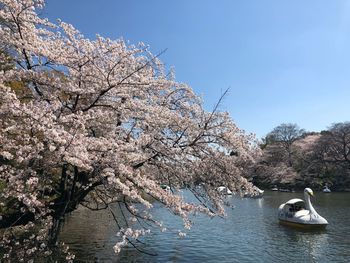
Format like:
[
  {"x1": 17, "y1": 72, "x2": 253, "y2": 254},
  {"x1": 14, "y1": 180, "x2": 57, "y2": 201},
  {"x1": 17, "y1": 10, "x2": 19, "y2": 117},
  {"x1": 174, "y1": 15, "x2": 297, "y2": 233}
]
[{"x1": 44, "y1": 0, "x2": 350, "y2": 138}]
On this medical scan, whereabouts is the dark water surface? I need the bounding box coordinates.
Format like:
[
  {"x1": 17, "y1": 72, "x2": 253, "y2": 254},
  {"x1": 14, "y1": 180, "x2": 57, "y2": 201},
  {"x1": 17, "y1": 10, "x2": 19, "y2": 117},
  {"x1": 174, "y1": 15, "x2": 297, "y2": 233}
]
[{"x1": 59, "y1": 191, "x2": 350, "y2": 262}]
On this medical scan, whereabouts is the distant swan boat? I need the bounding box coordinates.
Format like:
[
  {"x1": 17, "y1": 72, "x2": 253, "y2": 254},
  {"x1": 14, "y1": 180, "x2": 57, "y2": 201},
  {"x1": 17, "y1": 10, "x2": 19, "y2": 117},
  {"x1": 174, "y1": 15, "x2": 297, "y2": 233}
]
[
  {"x1": 271, "y1": 185, "x2": 278, "y2": 191},
  {"x1": 244, "y1": 186, "x2": 264, "y2": 198},
  {"x1": 323, "y1": 186, "x2": 331, "y2": 193},
  {"x1": 278, "y1": 188, "x2": 328, "y2": 229},
  {"x1": 217, "y1": 186, "x2": 233, "y2": 195}
]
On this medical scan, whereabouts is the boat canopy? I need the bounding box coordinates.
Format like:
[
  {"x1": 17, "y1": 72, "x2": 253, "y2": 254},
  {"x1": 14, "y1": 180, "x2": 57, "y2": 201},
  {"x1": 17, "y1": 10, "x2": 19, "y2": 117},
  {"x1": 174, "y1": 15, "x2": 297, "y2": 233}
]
[{"x1": 285, "y1": 198, "x2": 304, "y2": 205}]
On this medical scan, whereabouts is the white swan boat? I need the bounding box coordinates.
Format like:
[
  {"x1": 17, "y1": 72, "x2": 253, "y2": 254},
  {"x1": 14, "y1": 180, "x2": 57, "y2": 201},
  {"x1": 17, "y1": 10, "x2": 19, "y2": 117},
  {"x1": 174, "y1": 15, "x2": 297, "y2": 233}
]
[
  {"x1": 244, "y1": 186, "x2": 264, "y2": 198},
  {"x1": 278, "y1": 188, "x2": 328, "y2": 229},
  {"x1": 323, "y1": 186, "x2": 331, "y2": 193},
  {"x1": 160, "y1": 184, "x2": 171, "y2": 192},
  {"x1": 271, "y1": 185, "x2": 278, "y2": 191},
  {"x1": 217, "y1": 186, "x2": 233, "y2": 195}
]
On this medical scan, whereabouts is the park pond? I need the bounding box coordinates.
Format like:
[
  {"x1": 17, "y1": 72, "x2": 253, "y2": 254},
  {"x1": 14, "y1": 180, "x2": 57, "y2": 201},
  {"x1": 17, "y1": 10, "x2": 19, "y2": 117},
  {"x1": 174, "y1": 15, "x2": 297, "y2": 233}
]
[{"x1": 58, "y1": 191, "x2": 350, "y2": 262}]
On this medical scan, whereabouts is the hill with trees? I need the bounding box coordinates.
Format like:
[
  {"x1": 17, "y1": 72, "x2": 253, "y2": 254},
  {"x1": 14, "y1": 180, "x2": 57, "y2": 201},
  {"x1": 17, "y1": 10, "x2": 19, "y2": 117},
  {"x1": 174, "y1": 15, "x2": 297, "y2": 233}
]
[{"x1": 250, "y1": 123, "x2": 350, "y2": 191}]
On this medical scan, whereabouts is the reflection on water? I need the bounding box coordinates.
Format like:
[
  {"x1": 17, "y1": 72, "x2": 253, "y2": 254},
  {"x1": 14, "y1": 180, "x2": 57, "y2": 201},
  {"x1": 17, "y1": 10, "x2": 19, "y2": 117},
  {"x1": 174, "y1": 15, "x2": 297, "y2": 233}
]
[
  {"x1": 58, "y1": 191, "x2": 350, "y2": 262},
  {"x1": 277, "y1": 225, "x2": 328, "y2": 262}
]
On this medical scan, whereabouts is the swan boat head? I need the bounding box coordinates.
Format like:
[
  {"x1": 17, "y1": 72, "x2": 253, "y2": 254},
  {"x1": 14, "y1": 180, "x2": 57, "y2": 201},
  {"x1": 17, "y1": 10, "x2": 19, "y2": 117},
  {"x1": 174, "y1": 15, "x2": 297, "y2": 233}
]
[
  {"x1": 304, "y1": 187, "x2": 313, "y2": 196},
  {"x1": 278, "y1": 187, "x2": 328, "y2": 228}
]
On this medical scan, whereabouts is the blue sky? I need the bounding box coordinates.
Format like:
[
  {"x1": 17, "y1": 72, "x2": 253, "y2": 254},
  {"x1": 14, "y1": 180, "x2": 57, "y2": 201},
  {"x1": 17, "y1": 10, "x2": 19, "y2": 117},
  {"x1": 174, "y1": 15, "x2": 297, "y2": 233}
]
[{"x1": 44, "y1": 0, "x2": 350, "y2": 138}]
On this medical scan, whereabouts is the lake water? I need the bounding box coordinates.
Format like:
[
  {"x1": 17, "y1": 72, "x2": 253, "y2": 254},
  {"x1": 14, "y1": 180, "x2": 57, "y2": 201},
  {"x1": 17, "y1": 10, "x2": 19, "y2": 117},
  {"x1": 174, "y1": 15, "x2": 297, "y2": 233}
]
[{"x1": 58, "y1": 191, "x2": 350, "y2": 262}]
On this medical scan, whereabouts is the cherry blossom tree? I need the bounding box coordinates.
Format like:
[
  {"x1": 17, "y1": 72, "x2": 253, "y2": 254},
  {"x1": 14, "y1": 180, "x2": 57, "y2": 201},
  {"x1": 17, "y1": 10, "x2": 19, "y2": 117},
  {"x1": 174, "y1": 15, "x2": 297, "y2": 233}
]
[{"x1": 0, "y1": 0, "x2": 259, "y2": 260}]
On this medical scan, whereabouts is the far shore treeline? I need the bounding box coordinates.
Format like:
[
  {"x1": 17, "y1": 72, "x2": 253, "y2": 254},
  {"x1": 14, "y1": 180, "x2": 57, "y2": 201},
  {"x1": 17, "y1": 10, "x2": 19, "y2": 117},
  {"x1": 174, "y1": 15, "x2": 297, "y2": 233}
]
[{"x1": 247, "y1": 123, "x2": 350, "y2": 191}]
